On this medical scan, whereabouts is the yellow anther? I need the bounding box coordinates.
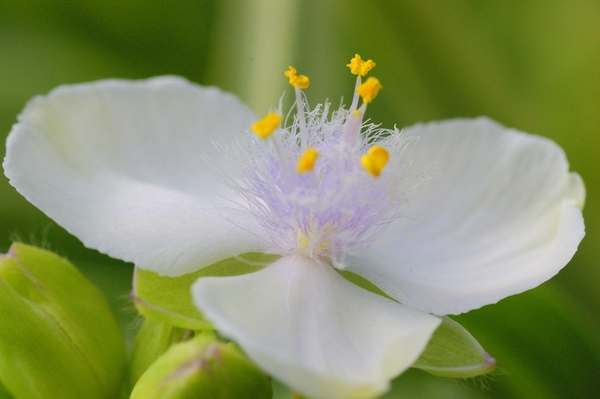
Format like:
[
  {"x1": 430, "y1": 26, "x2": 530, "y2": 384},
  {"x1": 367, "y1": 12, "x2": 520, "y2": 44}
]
[
  {"x1": 347, "y1": 54, "x2": 376, "y2": 77},
  {"x1": 284, "y1": 66, "x2": 310, "y2": 89},
  {"x1": 297, "y1": 147, "x2": 319, "y2": 173},
  {"x1": 252, "y1": 112, "x2": 281, "y2": 139},
  {"x1": 361, "y1": 145, "x2": 389, "y2": 177},
  {"x1": 356, "y1": 77, "x2": 382, "y2": 104}
]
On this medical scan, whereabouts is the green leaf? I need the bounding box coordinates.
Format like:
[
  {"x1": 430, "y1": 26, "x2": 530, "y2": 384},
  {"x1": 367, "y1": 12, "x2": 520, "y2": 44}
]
[
  {"x1": 132, "y1": 252, "x2": 280, "y2": 329},
  {"x1": 0, "y1": 243, "x2": 126, "y2": 399},
  {"x1": 412, "y1": 316, "x2": 496, "y2": 378},
  {"x1": 131, "y1": 332, "x2": 272, "y2": 399}
]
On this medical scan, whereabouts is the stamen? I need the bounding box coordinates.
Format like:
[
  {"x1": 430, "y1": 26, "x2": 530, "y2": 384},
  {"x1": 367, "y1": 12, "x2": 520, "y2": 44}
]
[
  {"x1": 297, "y1": 147, "x2": 319, "y2": 173},
  {"x1": 348, "y1": 55, "x2": 375, "y2": 111},
  {"x1": 284, "y1": 66, "x2": 310, "y2": 89},
  {"x1": 357, "y1": 77, "x2": 382, "y2": 104},
  {"x1": 284, "y1": 66, "x2": 310, "y2": 149},
  {"x1": 251, "y1": 112, "x2": 281, "y2": 139},
  {"x1": 361, "y1": 145, "x2": 389, "y2": 177},
  {"x1": 347, "y1": 54, "x2": 376, "y2": 77}
]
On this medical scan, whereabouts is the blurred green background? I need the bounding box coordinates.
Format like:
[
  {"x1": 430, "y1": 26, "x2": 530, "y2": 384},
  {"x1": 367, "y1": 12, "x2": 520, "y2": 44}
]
[{"x1": 1, "y1": 1, "x2": 599, "y2": 398}]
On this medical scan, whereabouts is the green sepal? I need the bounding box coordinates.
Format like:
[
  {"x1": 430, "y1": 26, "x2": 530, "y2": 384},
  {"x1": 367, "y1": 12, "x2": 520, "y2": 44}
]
[
  {"x1": 336, "y1": 269, "x2": 394, "y2": 300},
  {"x1": 0, "y1": 243, "x2": 126, "y2": 399},
  {"x1": 412, "y1": 316, "x2": 496, "y2": 378},
  {"x1": 338, "y1": 269, "x2": 495, "y2": 379},
  {"x1": 130, "y1": 332, "x2": 272, "y2": 399},
  {"x1": 132, "y1": 252, "x2": 279, "y2": 329},
  {"x1": 129, "y1": 318, "x2": 194, "y2": 389}
]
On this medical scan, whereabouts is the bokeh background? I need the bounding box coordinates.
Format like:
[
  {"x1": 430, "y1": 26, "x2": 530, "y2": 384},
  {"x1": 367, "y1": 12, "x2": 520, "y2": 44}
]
[{"x1": 1, "y1": 1, "x2": 599, "y2": 398}]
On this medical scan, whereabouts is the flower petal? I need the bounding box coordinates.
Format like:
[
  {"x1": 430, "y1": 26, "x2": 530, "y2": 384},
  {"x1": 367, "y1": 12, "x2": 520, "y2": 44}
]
[
  {"x1": 192, "y1": 255, "x2": 441, "y2": 399},
  {"x1": 348, "y1": 118, "x2": 585, "y2": 315},
  {"x1": 3, "y1": 77, "x2": 271, "y2": 275}
]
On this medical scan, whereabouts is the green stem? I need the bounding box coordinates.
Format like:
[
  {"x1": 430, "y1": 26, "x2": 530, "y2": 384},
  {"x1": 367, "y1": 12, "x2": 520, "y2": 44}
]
[{"x1": 208, "y1": 0, "x2": 301, "y2": 113}]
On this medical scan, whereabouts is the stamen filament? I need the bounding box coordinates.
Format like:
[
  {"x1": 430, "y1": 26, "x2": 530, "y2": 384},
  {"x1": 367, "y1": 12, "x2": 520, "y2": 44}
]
[
  {"x1": 349, "y1": 75, "x2": 362, "y2": 112},
  {"x1": 271, "y1": 133, "x2": 292, "y2": 179},
  {"x1": 294, "y1": 86, "x2": 309, "y2": 149},
  {"x1": 345, "y1": 106, "x2": 364, "y2": 148}
]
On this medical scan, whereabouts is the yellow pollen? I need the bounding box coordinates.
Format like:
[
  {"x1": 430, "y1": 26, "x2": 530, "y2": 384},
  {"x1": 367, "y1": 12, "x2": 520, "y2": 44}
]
[
  {"x1": 284, "y1": 66, "x2": 310, "y2": 89},
  {"x1": 251, "y1": 112, "x2": 281, "y2": 139},
  {"x1": 361, "y1": 145, "x2": 389, "y2": 177},
  {"x1": 297, "y1": 147, "x2": 319, "y2": 173},
  {"x1": 357, "y1": 77, "x2": 382, "y2": 104},
  {"x1": 347, "y1": 54, "x2": 376, "y2": 77}
]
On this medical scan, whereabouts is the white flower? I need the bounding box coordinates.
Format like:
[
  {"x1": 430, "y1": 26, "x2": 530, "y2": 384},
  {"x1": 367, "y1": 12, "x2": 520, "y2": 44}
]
[{"x1": 3, "y1": 56, "x2": 585, "y2": 399}]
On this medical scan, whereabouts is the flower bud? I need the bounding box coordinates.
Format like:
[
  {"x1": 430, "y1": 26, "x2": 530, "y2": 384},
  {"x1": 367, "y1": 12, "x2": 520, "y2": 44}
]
[
  {"x1": 0, "y1": 243, "x2": 126, "y2": 399},
  {"x1": 129, "y1": 318, "x2": 194, "y2": 388},
  {"x1": 131, "y1": 332, "x2": 272, "y2": 399}
]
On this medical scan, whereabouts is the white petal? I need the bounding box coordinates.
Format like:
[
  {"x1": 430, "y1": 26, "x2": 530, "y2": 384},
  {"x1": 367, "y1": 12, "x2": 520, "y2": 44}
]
[
  {"x1": 4, "y1": 77, "x2": 271, "y2": 275},
  {"x1": 348, "y1": 118, "x2": 585, "y2": 315},
  {"x1": 192, "y1": 255, "x2": 441, "y2": 399}
]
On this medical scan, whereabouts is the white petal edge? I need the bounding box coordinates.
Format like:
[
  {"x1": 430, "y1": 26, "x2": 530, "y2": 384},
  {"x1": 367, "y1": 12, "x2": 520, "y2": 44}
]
[
  {"x1": 347, "y1": 118, "x2": 585, "y2": 315},
  {"x1": 3, "y1": 77, "x2": 272, "y2": 276},
  {"x1": 192, "y1": 255, "x2": 441, "y2": 399}
]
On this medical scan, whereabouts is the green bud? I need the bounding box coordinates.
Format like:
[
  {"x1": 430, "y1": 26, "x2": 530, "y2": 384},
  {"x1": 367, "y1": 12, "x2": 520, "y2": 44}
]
[
  {"x1": 129, "y1": 318, "x2": 193, "y2": 389},
  {"x1": 0, "y1": 243, "x2": 126, "y2": 399},
  {"x1": 0, "y1": 380, "x2": 13, "y2": 399},
  {"x1": 131, "y1": 332, "x2": 272, "y2": 399}
]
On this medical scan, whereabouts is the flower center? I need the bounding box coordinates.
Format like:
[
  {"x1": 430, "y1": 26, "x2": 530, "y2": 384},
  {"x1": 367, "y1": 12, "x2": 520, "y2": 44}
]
[{"x1": 223, "y1": 55, "x2": 418, "y2": 268}]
